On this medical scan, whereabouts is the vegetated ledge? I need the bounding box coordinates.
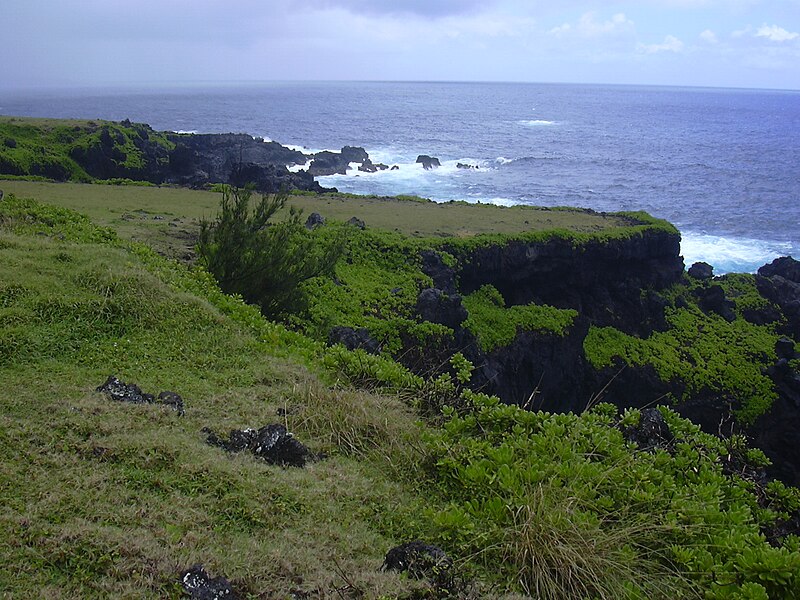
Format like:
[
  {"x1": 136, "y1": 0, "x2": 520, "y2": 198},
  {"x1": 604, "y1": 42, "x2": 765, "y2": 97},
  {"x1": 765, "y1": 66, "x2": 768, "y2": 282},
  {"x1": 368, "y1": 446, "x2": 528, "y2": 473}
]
[{"x1": 294, "y1": 208, "x2": 800, "y2": 486}]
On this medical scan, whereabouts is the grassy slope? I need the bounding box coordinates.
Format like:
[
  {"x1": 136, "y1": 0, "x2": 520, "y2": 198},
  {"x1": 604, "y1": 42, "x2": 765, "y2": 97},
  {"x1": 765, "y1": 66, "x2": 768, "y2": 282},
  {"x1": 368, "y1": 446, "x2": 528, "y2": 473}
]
[{"x1": 0, "y1": 200, "x2": 436, "y2": 599}]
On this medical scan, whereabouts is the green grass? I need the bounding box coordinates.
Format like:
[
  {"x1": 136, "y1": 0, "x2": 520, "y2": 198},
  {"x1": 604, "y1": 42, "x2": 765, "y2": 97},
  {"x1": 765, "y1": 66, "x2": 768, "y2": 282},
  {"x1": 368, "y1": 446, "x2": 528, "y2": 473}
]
[{"x1": 0, "y1": 199, "x2": 441, "y2": 598}]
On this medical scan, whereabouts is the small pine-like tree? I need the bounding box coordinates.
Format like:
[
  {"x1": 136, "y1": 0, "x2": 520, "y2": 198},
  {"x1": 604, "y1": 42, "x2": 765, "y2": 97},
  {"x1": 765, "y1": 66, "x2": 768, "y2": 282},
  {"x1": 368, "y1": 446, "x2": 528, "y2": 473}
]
[{"x1": 198, "y1": 185, "x2": 344, "y2": 318}]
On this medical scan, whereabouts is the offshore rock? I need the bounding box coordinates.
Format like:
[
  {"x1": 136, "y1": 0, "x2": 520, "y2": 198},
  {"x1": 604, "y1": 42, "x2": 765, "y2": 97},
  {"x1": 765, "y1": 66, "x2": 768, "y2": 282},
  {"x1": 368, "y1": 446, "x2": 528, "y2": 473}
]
[
  {"x1": 307, "y1": 146, "x2": 369, "y2": 177},
  {"x1": 181, "y1": 564, "x2": 239, "y2": 599},
  {"x1": 416, "y1": 155, "x2": 441, "y2": 170},
  {"x1": 204, "y1": 424, "x2": 312, "y2": 467}
]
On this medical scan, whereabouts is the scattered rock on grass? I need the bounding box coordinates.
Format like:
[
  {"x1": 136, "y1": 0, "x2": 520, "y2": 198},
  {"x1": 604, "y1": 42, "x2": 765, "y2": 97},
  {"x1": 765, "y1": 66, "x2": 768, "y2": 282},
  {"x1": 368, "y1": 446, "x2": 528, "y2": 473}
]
[
  {"x1": 181, "y1": 564, "x2": 239, "y2": 599},
  {"x1": 95, "y1": 376, "x2": 185, "y2": 415},
  {"x1": 382, "y1": 541, "x2": 453, "y2": 579},
  {"x1": 203, "y1": 423, "x2": 312, "y2": 467}
]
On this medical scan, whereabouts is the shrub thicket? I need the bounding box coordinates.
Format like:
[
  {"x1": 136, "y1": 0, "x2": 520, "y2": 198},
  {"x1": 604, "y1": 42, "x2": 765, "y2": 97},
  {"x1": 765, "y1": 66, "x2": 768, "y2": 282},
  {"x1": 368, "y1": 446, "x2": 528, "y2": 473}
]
[{"x1": 197, "y1": 186, "x2": 345, "y2": 319}]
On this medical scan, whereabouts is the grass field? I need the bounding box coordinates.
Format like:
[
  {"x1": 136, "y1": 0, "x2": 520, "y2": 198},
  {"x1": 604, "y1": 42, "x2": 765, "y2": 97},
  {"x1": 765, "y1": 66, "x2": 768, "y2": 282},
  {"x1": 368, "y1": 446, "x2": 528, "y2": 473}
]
[{"x1": 0, "y1": 181, "x2": 634, "y2": 261}]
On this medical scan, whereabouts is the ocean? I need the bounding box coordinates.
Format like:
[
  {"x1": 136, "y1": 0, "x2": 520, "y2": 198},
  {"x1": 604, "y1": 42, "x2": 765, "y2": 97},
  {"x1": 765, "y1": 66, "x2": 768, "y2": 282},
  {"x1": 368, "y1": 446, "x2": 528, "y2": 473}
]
[{"x1": 1, "y1": 81, "x2": 798, "y2": 273}]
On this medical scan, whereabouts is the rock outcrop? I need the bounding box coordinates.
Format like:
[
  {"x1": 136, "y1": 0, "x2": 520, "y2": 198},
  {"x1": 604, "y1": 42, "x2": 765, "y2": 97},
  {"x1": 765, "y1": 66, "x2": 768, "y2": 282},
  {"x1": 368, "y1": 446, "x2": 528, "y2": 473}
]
[{"x1": 416, "y1": 155, "x2": 441, "y2": 170}]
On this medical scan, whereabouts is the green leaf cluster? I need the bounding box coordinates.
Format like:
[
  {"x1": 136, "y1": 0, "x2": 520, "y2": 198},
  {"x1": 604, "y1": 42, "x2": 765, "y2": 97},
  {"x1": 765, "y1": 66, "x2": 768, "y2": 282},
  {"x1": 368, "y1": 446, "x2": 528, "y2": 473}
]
[
  {"x1": 423, "y1": 398, "x2": 800, "y2": 598},
  {"x1": 584, "y1": 297, "x2": 779, "y2": 424},
  {"x1": 462, "y1": 284, "x2": 578, "y2": 351}
]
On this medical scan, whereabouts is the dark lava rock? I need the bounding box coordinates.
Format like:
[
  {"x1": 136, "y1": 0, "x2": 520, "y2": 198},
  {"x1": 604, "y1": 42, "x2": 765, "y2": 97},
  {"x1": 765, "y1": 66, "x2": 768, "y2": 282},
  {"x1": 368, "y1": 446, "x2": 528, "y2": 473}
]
[
  {"x1": 347, "y1": 216, "x2": 366, "y2": 229},
  {"x1": 158, "y1": 391, "x2": 185, "y2": 416},
  {"x1": 329, "y1": 325, "x2": 381, "y2": 354},
  {"x1": 95, "y1": 376, "x2": 185, "y2": 414},
  {"x1": 416, "y1": 155, "x2": 441, "y2": 170},
  {"x1": 305, "y1": 212, "x2": 325, "y2": 230},
  {"x1": 688, "y1": 261, "x2": 713, "y2": 280},
  {"x1": 416, "y1": 288, "x2": 468, "y2": 330},
  {"x1": 698, "y1": 284, "x2": 736, "y2": 322},
  {"x1": 96, "y1": 375, "x2": 155, "y2": 404},
  {"x1": 382, "y1": 541, "x2": 453, "y2": 579},
  {"x1": 181, "y1": 564, "x2": 239, "y2": 599},
  {"x1": 776, "y1": 337, "x2": 797, "y2": 359},
  {"x1": 758, "y1": 256, "x2": 800, "y2": 283},
  {"x1": 755, "y1": 272, "x2": 800, "y2": 337},
  {"x1": 307, "y1": 146, "x2": 369, "y2": 177},
  {"x1": 204, "y1": 424, "x2": 311, "y2": 467},
  {"x1": 390, "y1": 165, "x2": 399, "y2": 170},
  {"x1": 419, "y1": 250, "x2": 458, "y2": 295},
  {"x1": 456, "y1": 162, "x2": 478, "y2": 170},
  {"x1": 623, "y1": 407, "x2": 673, "y2": 451}
]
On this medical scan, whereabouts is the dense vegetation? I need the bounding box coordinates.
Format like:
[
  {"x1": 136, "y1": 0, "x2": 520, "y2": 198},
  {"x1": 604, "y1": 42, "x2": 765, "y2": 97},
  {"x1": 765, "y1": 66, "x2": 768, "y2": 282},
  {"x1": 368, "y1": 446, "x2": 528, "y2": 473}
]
[
  {"x1": 2, "y1": 191, "x2": 799, "y2": 598},
  {"x1": 0, "y1": 117, "x2": 173, "y2": 183}
]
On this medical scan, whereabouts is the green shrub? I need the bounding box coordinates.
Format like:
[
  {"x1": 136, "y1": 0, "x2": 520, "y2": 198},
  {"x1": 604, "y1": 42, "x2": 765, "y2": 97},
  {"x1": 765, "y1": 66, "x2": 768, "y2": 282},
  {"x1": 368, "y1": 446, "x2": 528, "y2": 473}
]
[
  {"x1": 197, "y1": 186, "x2": 345, "y2": 319},
  {"x1": 463, "y1": 284, "x2": 578, "y2": 351}
]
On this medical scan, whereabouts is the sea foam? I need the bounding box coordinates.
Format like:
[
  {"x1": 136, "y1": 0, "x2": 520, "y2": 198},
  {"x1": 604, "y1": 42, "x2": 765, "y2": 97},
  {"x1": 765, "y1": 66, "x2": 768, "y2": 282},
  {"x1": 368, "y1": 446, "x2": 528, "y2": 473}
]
[
  {"x1": 681, "y1": 231, "x2": 794, "y2": 274},
  {"x1": 517, "y1": 119, "x2": 557, "y2": 127}
]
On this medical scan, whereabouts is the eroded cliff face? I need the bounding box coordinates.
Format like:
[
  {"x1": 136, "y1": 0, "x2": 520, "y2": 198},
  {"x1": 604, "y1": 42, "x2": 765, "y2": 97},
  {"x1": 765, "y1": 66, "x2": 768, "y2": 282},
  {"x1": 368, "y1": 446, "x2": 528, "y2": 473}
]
[
  {"x1": 416, "y1": 234, "x2": 800, "y2": 484},
  {"x1": 455, "y1": 228, "x2": 684, "y2": 335},
  {"x1": 416, "y1": 226, "x2": 683, "y2": 407}
]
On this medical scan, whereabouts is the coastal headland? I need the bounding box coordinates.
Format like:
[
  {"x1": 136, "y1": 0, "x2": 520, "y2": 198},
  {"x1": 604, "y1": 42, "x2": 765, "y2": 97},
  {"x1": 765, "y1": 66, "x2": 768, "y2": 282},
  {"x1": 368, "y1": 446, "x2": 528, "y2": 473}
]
[{"x1": 1, "y1": 116, "x2": 799, "y2": 598}]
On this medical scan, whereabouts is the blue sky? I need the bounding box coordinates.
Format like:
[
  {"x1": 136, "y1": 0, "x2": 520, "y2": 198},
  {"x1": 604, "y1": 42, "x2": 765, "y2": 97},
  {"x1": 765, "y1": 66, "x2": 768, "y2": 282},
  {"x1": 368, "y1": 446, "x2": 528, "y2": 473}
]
[{"x1": 2, "y1": 0, "x2": 799, "y2": 90}]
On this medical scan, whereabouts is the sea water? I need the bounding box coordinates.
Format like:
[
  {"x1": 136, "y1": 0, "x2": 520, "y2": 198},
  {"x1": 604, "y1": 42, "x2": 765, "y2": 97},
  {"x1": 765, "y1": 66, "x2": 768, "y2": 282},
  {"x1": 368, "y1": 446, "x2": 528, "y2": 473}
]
[{"x1": 1, "y1": 81, "x2": 797, "y2": 273}]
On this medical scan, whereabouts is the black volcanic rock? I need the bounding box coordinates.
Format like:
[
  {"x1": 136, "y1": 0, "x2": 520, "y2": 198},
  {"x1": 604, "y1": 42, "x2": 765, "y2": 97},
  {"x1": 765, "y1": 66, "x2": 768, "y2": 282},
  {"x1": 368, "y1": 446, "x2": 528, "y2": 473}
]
[
  {"x1": 328, "y1": 326, "x2": 381, "y2": 354},
  {"x1": 305, "y1": 212, "x2": 325, "y2": 230},
  {"x1": 698, "y1": 284, "x2": 736, "y2": 322},
  {"x1": 453, "y1": 229, "x2": 684, "y2": 336},
  {"x1": 416, "y1": 288, "x2": 468, "y2": 330},
  {"x1": 382, "y1": 541, "x2": 452, "y2": 579},
  {"x1": 307, "y1": 146, "x2": 369, "y2": 177},
  {"x1": 416, "y1": 155, "x2": 441, "y2": 170},
  {"x1": 204, "y1": 423, "x2": 312, "y2": 467},
  {"x1": 624, "y1": 408, "x2": 673, "y2": 451},
  {"x1": 759, "y1": 256, "x2": 800, "y2": 283},
  {"x1": 688, "y1": 261, "x2": 713, "y2": 280},
  {"x1": 181, "y1": 564, "x2": 239, "y2": 600}
]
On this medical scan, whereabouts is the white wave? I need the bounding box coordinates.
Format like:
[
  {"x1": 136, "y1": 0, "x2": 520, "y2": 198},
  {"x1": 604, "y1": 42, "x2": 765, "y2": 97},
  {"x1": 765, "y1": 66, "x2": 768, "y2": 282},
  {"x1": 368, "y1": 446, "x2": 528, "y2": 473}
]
[
  {"x1": 681, "y1": 232, "x2": 794, "y2": 274},
  {"x1": 495, "y1": 156, "x2": 514, "y2": 165},
  {"x1": 517, "y1": 119, "x2": 557, "y2": 127},
  {"x1": 286, "y1": 161, "x2": 309, "y2": 173},
  {"x1": 173, "y1": 129, "x2": 198, "y2": 134}
]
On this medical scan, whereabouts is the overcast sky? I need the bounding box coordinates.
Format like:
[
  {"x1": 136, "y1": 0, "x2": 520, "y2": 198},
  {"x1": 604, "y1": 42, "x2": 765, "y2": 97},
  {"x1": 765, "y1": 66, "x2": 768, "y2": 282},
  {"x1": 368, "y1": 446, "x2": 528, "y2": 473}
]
[{"x1": 3, "y1": 0, "x2": 799, "y2": 90}]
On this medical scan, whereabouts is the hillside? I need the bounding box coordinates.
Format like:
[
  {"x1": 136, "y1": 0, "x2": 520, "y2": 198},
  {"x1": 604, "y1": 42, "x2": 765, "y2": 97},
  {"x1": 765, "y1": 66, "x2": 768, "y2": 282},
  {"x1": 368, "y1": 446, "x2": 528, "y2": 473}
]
[{"x1": 1, "y1": 186, "x2": 800, "y2": 598}]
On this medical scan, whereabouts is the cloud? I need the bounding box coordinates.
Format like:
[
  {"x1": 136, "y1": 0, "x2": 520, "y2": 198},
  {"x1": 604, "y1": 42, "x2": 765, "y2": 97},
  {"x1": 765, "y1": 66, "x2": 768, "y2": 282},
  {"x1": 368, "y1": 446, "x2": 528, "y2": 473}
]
[
  {"x1": 699, "y1": 29, "x2": 718, "y2": 44},
  {"x1": 638, "y1": 35, "x2": 685, "y2": 54},
  {"x1": 755, "y1": 24, "x2": 799, "y2": 42},
  {"x1": 548, "y1": 12, "x2": 634, "y2": 38}
]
